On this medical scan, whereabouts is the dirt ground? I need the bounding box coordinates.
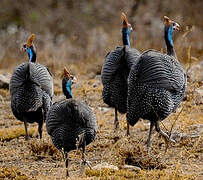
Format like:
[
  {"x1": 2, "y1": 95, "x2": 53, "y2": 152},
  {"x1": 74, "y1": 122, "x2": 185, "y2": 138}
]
[{"x1": 0, "y1": 71, "x2": 202, "y2": 180}]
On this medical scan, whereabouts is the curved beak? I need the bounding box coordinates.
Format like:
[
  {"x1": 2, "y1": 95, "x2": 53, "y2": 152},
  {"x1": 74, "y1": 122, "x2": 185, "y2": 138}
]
[
  {"x1": 21, "y1": 47, "x2": 26, "y2": 52},
  {"x1": 128, "y1": 23, "x2": 133, "y2": 31},
  {"x1": 21, "y1": 44, "x2": 27, "y2": 52},
  {"x1": 71, "y1": 77, "x2": 77, "y2": 84},
  {"x1": 173, "y1": 23, "x2": 180, "y2": 31}
]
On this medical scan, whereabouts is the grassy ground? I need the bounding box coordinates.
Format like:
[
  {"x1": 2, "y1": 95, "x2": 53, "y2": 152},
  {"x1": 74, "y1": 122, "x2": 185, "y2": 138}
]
[{"x1": 0, "y1": 71, "x2": 202, "y2": 180}]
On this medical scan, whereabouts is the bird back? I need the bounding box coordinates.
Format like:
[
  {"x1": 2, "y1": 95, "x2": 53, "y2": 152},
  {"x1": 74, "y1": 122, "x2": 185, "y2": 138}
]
[
  {"x1": 129, "y1": 50, "x2": 186, "y2": 93},
  {"x1": 10, "y1": 62, "x2": 53, "y2": 118},
  {"x1": 46, "y1": 99, "x2": 97, "y2": 151},
  {"x1": 101, "y1": 46, "x2": 140, "y2": 113},
  {"x1": 127, "y1": 50, "x2": 187, "y2": 126},
  {"x1": 10, "y1": 62, "x2": 54, "y2": 98}
]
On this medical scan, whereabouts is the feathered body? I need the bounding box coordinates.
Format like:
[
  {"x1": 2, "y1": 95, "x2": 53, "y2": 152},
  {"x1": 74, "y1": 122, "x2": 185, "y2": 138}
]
[
  {"x1": 101, "y1": 13, "x2": 140, "y2": 133},
  {"x1": 126, "y1": 16, "x2": 187, "y2": 147},
  {"x1": 10, "y1": 62, "x2": 53, "y2": 138},
  {"x1": 127, "y1": 50, "x2": 186, "y2": 125},
  {"x1": 101, "y1": 46, "x2": 140, "y2": 113},
  {"x1": 46, "y1": 99, "x2": 97, "y2": 152},
  {"x1": 46, "y1": 69, "x2": 97, "y2": 176}
]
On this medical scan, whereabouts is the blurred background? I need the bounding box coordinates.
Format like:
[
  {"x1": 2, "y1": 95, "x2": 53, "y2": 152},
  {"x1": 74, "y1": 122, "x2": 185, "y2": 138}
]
[{"x1": 0, "y1": 0, "x2": 202, "y2": 75}]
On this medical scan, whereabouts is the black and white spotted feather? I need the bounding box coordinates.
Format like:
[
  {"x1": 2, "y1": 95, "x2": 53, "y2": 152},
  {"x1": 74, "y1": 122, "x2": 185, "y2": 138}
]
[
  {"x1": 101, "y1": 46, "x2": 140, "y2": 113},
  {"x1": 10, "y1": 62, "x2": 53, "y2": 125},
  {"x1": 46, "y1": 99, "x2": 97, "y2": 152},
  {"x1": 127, "y1": 50, "x2": 187, "y2": 126}
]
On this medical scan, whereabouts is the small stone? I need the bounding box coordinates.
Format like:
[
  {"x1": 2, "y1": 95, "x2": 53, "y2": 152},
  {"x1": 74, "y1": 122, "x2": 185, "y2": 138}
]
[
  {"x1": 92, "y1": 162, "x2": 119, "y2": 171},
  {"x1": 189, "y1": 124, "x2": 203, "y2": 134},
  {"x1": 122, "y1": 165, "x2": 141, "y2": 171},
  {"x1": 170, "y1": 133, "x2": 188, "y2": 142},
  {"x1": 171, "y1": 132, "x2": 200, "y2": 142},
  {"x1": 98, "y1": 107, "x2": 111, "y2": 113},
  {"x1": 187, "y1": 62, "x2": 203, "y2": 82}
]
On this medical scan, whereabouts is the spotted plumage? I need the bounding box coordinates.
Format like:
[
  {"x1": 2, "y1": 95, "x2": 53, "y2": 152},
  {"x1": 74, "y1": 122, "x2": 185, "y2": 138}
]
[
  {"x1": 10, "y1": 62, "x2": 53, "y2": 139},
  {"x1": 101, "y1": 13, "x2": 140, "y2": 133},
  {"x1": 46, "y1": 68, "x2": 97, "y2": 176},
  {"x1": 102, "y1": 47, "x2": 140, "y2": 113},
  {"x1": 127, "y1": 16, "x2": 186, "y2": 148},
  {"x1": 46, "y1": 99, "x2": 97, "y2": 152}
]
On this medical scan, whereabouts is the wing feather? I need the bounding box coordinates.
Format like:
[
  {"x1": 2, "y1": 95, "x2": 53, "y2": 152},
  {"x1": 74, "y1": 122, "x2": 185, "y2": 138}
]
[{"x1": 129, "y1": 50, "x2": 186, "y2": 92}]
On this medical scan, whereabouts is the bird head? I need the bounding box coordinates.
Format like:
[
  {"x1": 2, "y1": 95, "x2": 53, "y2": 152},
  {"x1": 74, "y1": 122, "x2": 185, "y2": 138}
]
[
  {"x1": 21, "y1": 34, "x2": 36, "y2": 62},
  {"x1": 121, "y1": 12, "x2": 133, "y2": 46},
  {"x1": 21, "y1": 34, "x2": 35, "y2": 52},
  {"x1": 62, "y1": 67, "x2": 77, "y2": 99},
  {"x1": 121, "y1": 12, "x2": 133, "y2": 31},
  {"x1": 164, "y1": 16, "x2": 180, "y2": 31},
  {"x1": 163, "y1": 16, "x2": 180, "y2": 47},
  {"x1": 63, "y1": 67, "x2": 77, "y2": 84}
]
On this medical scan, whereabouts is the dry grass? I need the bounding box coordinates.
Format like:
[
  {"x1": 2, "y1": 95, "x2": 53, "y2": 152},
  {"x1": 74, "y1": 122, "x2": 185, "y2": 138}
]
[
  {"x1": 28, "y1": 139, "x2": 61, "y2": 161},
  {"x1": 0, "y1": 126, "x2": 36, "y2": 141},
  {"x1": 0, "y1": 89, "x2": 9, "y2": 97},
  {"x1": 86, "y1": 168, "x2": 195, "y2": 180},
  {"x1": 0, "y1": 61, "x2": 202, "y2": 179},
  {"x1": 0, "y1": 167, "x2": 32, "y2": 180}
]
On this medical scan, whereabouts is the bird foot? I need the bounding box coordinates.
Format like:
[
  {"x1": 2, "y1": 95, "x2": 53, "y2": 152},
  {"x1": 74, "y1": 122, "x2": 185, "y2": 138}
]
[
  {"x1": 114, "y1": 125, "x2": 120, "y2": 132},
  {"x1": 114, "y1": 119, "x2": 120, "y2": 132},
  {"x1": 159, "y1": 130, "x2": 176, "y2": 144},
  {"x1": 76, "y1": 133, "x2": 85, "y2": 150},
  {"x1": 80, "y1": 159, "x2": 92, "y2": 175},
  {"x1": 126, "y1": 129, "x2": 130, "y2": 136},
  {"x1": 66, "y1": 169, "x2": 69, "y2": 177},
  {"x1": 25, "y1": 135, "x2": 30, "y2": 141}
]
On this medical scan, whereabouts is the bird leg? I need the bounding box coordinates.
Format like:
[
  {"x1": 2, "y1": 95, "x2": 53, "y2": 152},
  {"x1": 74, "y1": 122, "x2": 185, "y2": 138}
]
[
  {"x1": 59, "y1": 149, "x2": 65, "y2": 160},
  {"x1": 76, "y1": 132, "x2": 85, "y2": 152},
  {"x1": 64, "y1": 151, "x2": 69, "y2": 177},
  {"x1": 38, "y1": 121, "x2": 43, "y2": 139},
  {"x1": 42, "y1": 92, "x2": 52, "y2": 121},
  {"x1": 146, "y1": 121, "x2": 155, "y2": 149},
  {"x1": 126, "y1": 121, "x2": 130, "y2": 136},
  {"x1": 155, "y1": 121, "x2": 176, "y2": 143},
  {"x1": 23, "y1": 119, "x2": 29, "y2": 140},
  {"x1": 59, "y1": 149, "x2": 70, "y2": 176},
  {"x1": 114, "y1": 108, "x2": 119, "y2": 132},
  {"x1": 80, "y1": 141, "x2": 92, "y2": 175}
]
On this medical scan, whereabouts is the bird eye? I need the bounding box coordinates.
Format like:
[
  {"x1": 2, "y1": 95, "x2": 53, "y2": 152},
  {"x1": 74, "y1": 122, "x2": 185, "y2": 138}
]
[{"x1": 23, "y1": 44, "x2": 26, "y2": 48}]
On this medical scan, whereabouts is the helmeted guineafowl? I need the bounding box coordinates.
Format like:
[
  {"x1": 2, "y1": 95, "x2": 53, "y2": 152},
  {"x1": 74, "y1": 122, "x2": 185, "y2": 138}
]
[
  {"x1": 10, "y1": 34, "x2": 54, "y2": 140},
  {"x1": 101, "y1": 12, "x2": 140, "y2": 135},
  {"x1": 46, "y1": 68, "x2": 97, "y2": 176},
  {"x1": 127, "y1": 16, "x2": 187, "y2": 148},
  {"x1": 21, "y1": 34, "x2": 36, "y2": 63}
]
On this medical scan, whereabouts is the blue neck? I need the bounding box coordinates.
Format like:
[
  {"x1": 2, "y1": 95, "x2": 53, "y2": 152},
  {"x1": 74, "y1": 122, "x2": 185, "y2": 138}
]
[
  {"x1": 122, "y1": 28, "x2": 131, "y2": 46},
  {"x1": 26, "y1": 46, "x2": 36, "y2": 62},
  {"x1": 66, "y1": 79, "x2": 72, "y2": 98},
  {"x1": 164, "y1": 25, "x2": 176, "y2": 58},
  {"x1": 168, "y1": 26, "x2": 173, "y2": 47}
]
